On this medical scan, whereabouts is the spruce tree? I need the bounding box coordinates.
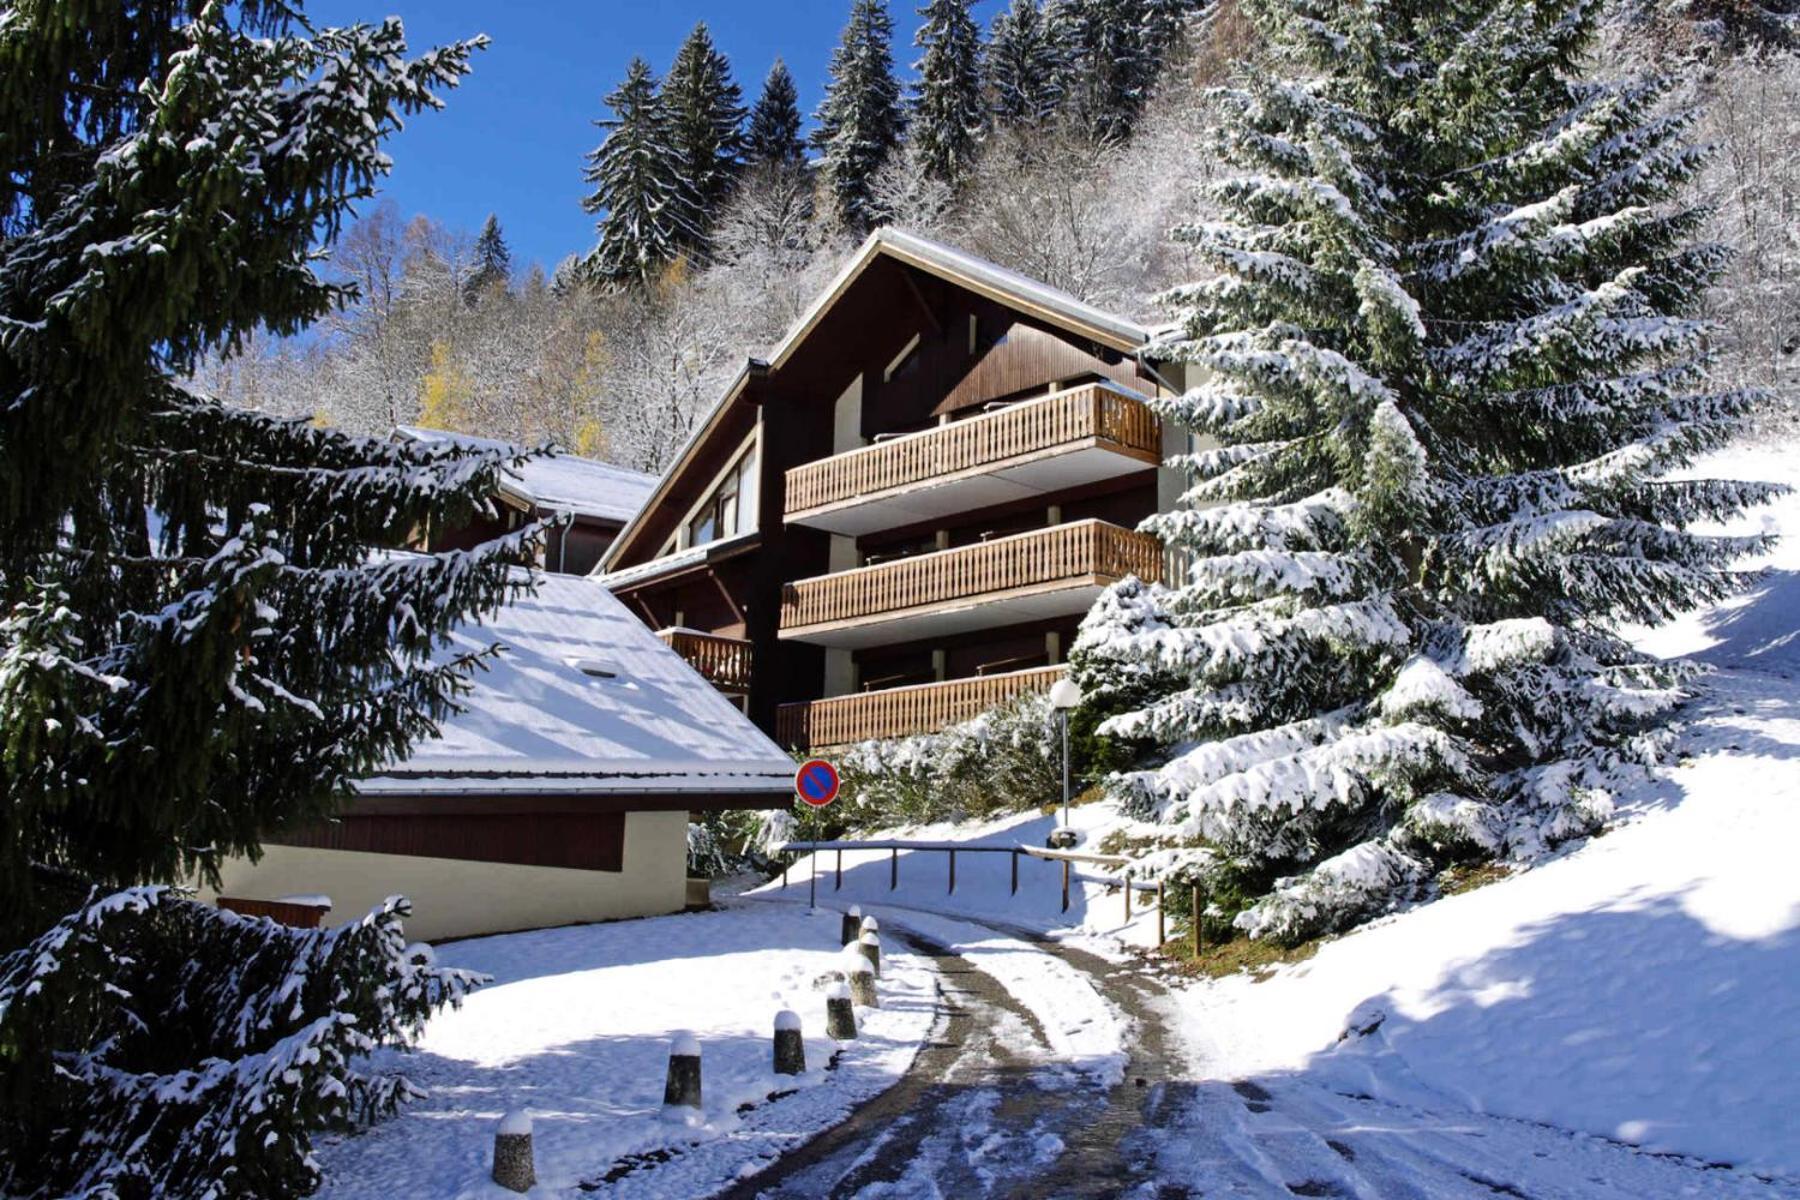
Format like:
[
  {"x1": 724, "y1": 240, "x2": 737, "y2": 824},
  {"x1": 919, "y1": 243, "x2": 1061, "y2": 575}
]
[
  {"x1": 814, "y1": 0, "x2": 906, "y2": 230},
  {"x1": 465, "y1": 213, "x2": 513, "y2": 301},
  {"x1": 1056, "y1": 0, "x2": 1155, "y2": 141},
  {"x1": 911, "y1": 0, "x2": 987, "y2": 186},
  {"x1": 583, "y1": 57, "x2": 693, "y2": 285},
  {"x1": 746, "y1": 58, "x2": 808, "y2": 167},
  {"x1": 665, "y1": 21, "x2": 747, "y2": 257},
  {"x1": 1072, "y1": 0, "x2": 1778, "y2": 945},
  {"x1": 0, "y1": 1, "x2": 540, "y2": 1191},
  {"x1": 987, "y1": 0, "x2": 1068, "y2": 128}
]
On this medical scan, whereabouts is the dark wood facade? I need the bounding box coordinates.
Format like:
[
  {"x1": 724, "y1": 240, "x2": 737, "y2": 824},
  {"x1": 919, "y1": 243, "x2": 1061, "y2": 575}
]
[{"x1": 605, "y1": 241, "x2": 1168, "y2": 747}]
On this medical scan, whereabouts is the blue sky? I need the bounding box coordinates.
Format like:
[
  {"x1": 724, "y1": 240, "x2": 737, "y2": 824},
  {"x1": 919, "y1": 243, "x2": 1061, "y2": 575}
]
[{"x1": 308, "y1": 1, "x2": 1006, "y2": 273}]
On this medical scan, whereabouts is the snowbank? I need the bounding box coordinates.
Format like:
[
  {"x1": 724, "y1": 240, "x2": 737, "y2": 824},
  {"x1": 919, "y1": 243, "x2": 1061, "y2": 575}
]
[
  {"x1": 1166, "y1": 436, "x2": 1800, "y2": 1179},
  {"x1": 312, "y1": 903, "x2": 938, "y2": 1198}
]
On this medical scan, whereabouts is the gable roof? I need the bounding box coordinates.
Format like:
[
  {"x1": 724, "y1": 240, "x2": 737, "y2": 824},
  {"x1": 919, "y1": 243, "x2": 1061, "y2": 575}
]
[
  {"x1": 393, "y1": 426, "x2": 658, "y2": 525},
  {"x1": 597, "y1": 227, "x2": 1152, "y2": 574},
  {"x1": 358, "y1": 572, "x2": 794, "y2": 798}
]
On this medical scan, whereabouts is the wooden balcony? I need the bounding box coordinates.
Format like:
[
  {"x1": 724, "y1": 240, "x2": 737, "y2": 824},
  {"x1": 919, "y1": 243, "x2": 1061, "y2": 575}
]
[
  {"x1": 779, "y1": 519, "x2": 1162, "y2": 648},
  {"x1": 777, "y1": 664, "x2": 1067, "y2": 749},
  {"x1": 656, "y1": 627, "x2": 754, "y2": 693},
  {"x1": 784, "y1": 381, "x2": 1161, "y2": 536}
]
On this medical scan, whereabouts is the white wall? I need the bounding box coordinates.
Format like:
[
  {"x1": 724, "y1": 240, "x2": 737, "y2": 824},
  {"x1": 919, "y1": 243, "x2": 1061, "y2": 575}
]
[{"x1": 203, "y1": 809, "x2": 690, "y2": 943}]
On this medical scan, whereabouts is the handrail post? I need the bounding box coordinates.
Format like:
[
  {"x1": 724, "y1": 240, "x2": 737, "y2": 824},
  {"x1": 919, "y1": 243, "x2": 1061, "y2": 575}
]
[
  {"x1": 835, "y1": 848, "x2": 843, "y2": 891},
  {"x1": 1061, "y1": 860, "x2": 1070, "y2": 914},
  {"x1": 808, "y1": 844, "x2": 817, "y2": 910},
  {"x1": 890, "y1": 845, "x2": 898, "y2": 890},
  {"x1": 1124, "y1": 869, "x2": 1132, "y2": 923},
  {"x1": 948, "y1": 848, "x2": 956, "y2": 894},
  {"x1": 1191, "y1": 882, "x2": 1202, "y2": 958},
  {"x1": 1010, "y1": 850, "x2": 1019, "y2": 896},
  {"x1": 1157, "y1": 880, "x2": 1166, "y2": 946}
]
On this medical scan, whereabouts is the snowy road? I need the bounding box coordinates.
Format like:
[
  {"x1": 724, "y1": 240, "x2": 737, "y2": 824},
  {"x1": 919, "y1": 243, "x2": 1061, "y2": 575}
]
[{"x1": 688, "y1": 904, "x2": 1795, "y2": 1200}]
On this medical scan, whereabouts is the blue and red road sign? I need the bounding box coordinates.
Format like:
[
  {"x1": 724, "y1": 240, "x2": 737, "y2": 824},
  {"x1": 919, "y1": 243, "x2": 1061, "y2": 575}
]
[{"x1": 795, "y1": 759, "x2": 840, "y2": 808}]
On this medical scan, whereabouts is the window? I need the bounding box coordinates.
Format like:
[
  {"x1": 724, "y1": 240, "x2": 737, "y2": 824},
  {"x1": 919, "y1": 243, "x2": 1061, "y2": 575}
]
[{"x1": 684, "y1": 443, "x2": 758, "y2": 550}]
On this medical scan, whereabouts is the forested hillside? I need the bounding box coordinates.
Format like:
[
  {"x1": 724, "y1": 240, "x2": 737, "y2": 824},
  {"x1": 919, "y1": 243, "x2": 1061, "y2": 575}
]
[{"x1": 200, "y1": 0, "x2": 1796, "y2": 474}]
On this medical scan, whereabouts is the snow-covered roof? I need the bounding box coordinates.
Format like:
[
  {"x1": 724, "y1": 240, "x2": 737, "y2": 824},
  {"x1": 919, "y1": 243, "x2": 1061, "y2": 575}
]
[
  {"x1": 595, "y1": 530, "x2": 759, "y2": 591},
  {"x1": 359, "y1": 572, "x2": 794, "y2": 797},
  {"x1": 393, "y1": 426, "x2": 657, "y2": 525}
]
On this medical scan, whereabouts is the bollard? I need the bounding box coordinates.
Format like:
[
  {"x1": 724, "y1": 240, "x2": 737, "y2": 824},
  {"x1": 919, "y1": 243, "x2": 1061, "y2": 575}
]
[
  {"x1": 841, "y1": 904, "x2": 863, "y2": 947},
  {"x1": 825, "y1": 981, "x2": 857, "y2": 1040},
  {"x1": 773, "y1": 1009, "x2": 805, "y2": 1075},
  {"x1": 1191, "y1": 882, "x2": 1203, "y2": 957},
  {"x1": 1157, "y1": 879, "x2": 1167, "y2": 946},
  {"x1": 663, "y1": 1031, "x2": 703, "y2": 1109},
  {"x1": 858, "y1": 930, "x2": 881, "y2": 978},
  {"x1": 847, "y1": 957, "x2": 878, "y2": 1008},
  {"x1": 860, "y1": 914, "x2": 879, "y2": 937},
  {"x1": 492, "y1": 1110, "x2": 535, "y2": 1193}
]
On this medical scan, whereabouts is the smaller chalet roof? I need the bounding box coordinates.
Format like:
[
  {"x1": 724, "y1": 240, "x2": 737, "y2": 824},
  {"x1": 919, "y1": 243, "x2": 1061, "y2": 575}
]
[
  {"x1": 393, "y1": 426, "x2": 657, "y2": 525},
  {"x1": 359, "y1": 572, "x2": 794, "y2": 798}
]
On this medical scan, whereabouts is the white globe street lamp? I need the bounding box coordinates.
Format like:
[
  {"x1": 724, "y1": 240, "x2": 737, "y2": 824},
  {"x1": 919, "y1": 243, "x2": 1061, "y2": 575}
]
[{"x1": 1049, "y1": 678, "x2": 1085, "y2": 846}]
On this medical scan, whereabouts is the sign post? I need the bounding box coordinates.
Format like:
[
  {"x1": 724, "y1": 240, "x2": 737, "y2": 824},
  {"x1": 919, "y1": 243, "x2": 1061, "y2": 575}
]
[{"x1": 794, "y1": 760, "x2": 839, "y2": 910}]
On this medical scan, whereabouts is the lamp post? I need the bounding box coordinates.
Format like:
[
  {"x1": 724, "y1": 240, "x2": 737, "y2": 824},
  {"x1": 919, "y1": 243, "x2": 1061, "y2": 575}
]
[{"x1": 1049, "y1": 677, "x2": 1084, "y2": 849}]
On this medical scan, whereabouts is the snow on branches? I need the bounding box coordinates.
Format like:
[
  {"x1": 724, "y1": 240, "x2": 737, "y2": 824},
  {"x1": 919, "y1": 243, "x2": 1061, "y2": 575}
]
[
  {"x1": 0, "y1": 889, "x2": 481, "y2": 1199},
  {"x1": 1072, "y1": 0, "x2": 1778, "y2": 945}
]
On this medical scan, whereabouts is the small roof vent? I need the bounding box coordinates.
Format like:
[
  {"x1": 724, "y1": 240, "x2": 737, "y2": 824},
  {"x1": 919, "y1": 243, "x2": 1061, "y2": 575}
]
[{"x1": 566, "y1": 657, "x2": 618, "y2": 680}]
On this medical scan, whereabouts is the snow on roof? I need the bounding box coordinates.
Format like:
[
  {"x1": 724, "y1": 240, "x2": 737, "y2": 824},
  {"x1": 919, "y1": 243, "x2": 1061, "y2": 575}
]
[
  {"x1": 393, "y1": 426, "x2": 657, "y2": 525},
  {"x1": 594, "y1": 530, "x2": 759, "y2": 590},
  {"x1": 360, "y1": 572, "x2": 794, "y2": 797}
]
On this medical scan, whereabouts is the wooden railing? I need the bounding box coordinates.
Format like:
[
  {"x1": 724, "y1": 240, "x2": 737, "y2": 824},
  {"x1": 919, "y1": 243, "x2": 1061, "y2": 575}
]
[
  {"x1": 780, "y1": 519, "x2": 1163, "y2": 633},
  {"x1": 656, "y1": 628, "x2": 754, "y2": 692},
  {"x1": 776, "y1": 664, "x2": 1067, "y2": 748},
  {"x1": 784, "y1": 381, "x2": 1160, "y2": 517}
]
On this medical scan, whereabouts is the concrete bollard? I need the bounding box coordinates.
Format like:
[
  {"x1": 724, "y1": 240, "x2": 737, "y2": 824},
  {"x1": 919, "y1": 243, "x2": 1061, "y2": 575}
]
[
  {"x1": 857, "y1": 930, "x2": 881, "y2": 978},
  {"x1": 841, "y1": 904, "x2": 863, "y2": 946},
  {"x1": 492, "y1": 1110, "x2": 535, "y2": 1193},
  {"x1": 847, "y1": 956, "x2": 879, "y2": 1008},
  {"x1": 663, "y1": 1031, "x2": 703, "y2": 1109},
  {"x1": 825, "y1": 981, "x2": 857, "y2": 1040},
  {"x1": 773, "y1": 1008, "x2": 805, "y2": 1075},
  {"x1": 860, "y1": 914, "x2": 879, "y2": 936}
]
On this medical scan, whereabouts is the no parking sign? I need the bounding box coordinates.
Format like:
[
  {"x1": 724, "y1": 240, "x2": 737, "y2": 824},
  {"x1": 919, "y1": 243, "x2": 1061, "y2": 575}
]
[{"x1": 795, "y1": 759, "x2": 840, "y2": 808}]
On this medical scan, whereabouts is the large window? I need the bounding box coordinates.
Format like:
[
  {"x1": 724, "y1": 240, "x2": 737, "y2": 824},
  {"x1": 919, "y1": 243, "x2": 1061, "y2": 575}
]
[{"x1": 685, "y1": 444, "x2": 758, "y2": 549}]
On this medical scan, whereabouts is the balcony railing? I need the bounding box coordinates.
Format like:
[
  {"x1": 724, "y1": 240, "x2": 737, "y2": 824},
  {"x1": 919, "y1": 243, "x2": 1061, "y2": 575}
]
[
  {"x1": 777, "y1": 664, "x2": 1067, "y2": 749},
  {"x1": 784, "y1": 381, "x2": 1160, "y2": 520},
  {"x1": 780, "y1": 519, "x2": 1162, "y2": 636},
  {"x1": 656, "y1": 628, "x2": 754, "y2": 693}
]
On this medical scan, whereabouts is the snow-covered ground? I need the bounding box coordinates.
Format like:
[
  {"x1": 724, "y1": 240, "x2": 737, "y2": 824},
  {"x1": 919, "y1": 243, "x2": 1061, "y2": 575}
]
[
  {"x1": 312, "y1": 904, "x2": 938, "y2": 1199},
  {"x1": 1158, "y1": 435, "x2": 1800, "y2": 1183}
]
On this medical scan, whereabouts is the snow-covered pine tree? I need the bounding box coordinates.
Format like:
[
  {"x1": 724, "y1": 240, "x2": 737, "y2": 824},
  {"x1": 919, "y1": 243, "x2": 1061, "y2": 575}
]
[
  {"x1": 987, "y1": 0, "x2": 1069, "y2": 128},
  {"x1": 1071, "y1": 0, "x2": 1781, "y2": 945},
  {"x1": 911, "y1": 0, "x2": 987, "y2": 186},
  {"x1": 0, "y1": 2, "x2": 541, "y2": 1190},
  {"x1": 665, "y1": 21, "x2": 747, "y2": 258},
  {"x1": 813, "y1": 0, "x2": 906, "y2": 230},
  {"x1": 1054, "y1": 0, "x2": 1156, "y2": 141},
  {"x1": 465, "y1": 213, "x2": 514, "y2": 302},
  {"x1": 583, "y1": 57, "x2": 695, "y2": 285},
  {"x1": 746, "y1": 58, "x2": 808, "y2": 167}
]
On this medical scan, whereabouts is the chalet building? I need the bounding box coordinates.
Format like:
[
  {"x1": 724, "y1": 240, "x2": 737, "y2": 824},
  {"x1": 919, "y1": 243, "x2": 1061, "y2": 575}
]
[
  {"x1": 395, "y1": 425, "x2": 656, "y2": 575},
  {"x1": 598, "y1": 229, "x2": 1193, "y2": 751},
  {"x1": 206, "y1": 573, "x2": 794, "y2": 941}
]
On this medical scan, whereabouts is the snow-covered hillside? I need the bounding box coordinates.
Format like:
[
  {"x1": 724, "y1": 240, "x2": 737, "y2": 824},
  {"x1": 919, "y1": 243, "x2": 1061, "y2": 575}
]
[{"x1": 1159, "y1": 437, "x2": 1800, "y2": 1177}]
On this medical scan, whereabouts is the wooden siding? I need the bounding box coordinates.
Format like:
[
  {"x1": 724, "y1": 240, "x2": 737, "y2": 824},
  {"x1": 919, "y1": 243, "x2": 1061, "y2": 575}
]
[
  {"x1": 272, "y1": 811, "x2": 627, "y2": 872},
  {"x1": 776, "y1": 664, "x2": 1067, "y2": 748},
  {"x1": 784, "y1": 382, "x2": 1158, "y2": 518},
  {"x1": 780, "y1": 519, "x2": 1163, "y2": 634},
  {"x1": 657, "y1": 628, "x2": 755, "y2": 692},
  {"x1": 216, "y1": 896, "x2": 329, "y2": 928}
]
